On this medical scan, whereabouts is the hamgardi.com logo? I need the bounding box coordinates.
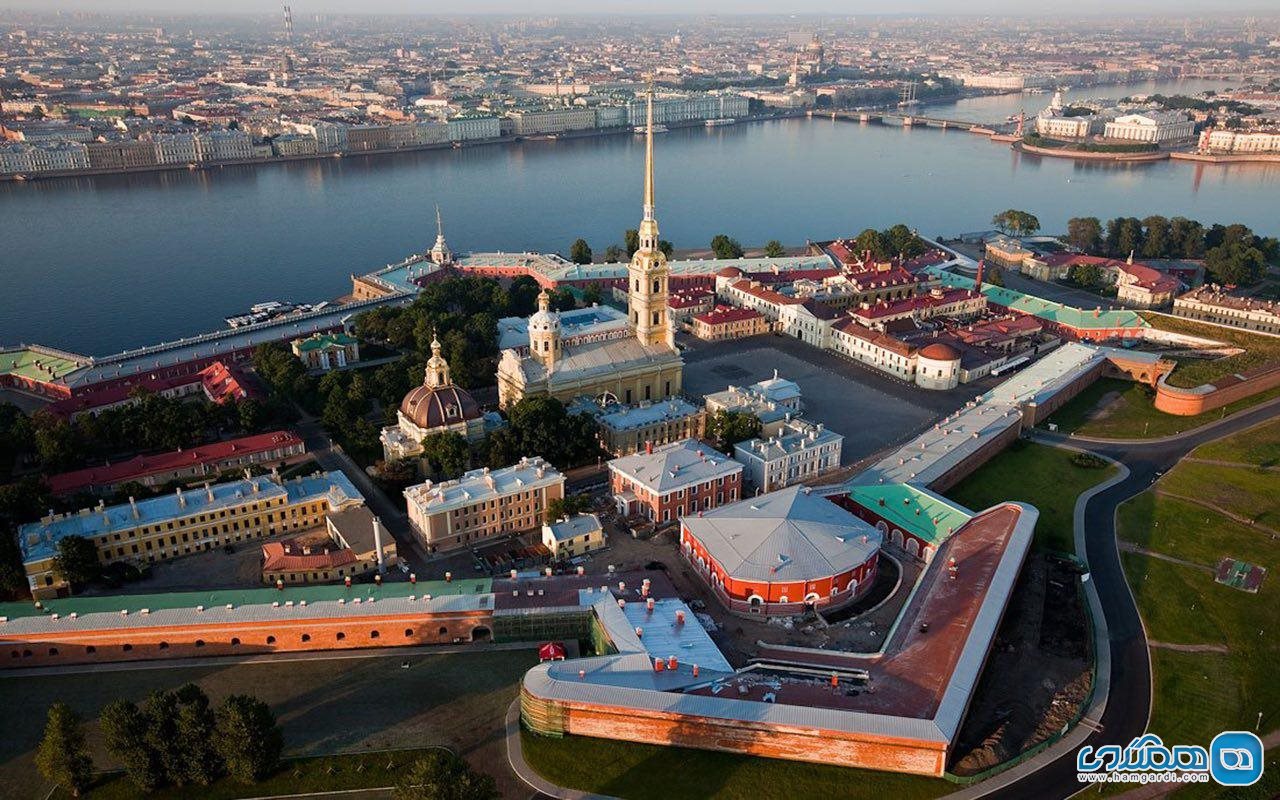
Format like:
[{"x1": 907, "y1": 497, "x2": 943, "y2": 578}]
[{"x1": 1076, "y1": 731, "x2": 1263, "y2": 786}]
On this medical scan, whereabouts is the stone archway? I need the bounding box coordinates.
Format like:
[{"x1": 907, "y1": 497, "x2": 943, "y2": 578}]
[{"x1": 470, "y1": 626, "x2": 492, "y2": 642}]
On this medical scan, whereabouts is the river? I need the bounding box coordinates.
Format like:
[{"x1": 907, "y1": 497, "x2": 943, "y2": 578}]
[{"x1": 2, "y1": 78, "x2": 1276, "y2": 357}]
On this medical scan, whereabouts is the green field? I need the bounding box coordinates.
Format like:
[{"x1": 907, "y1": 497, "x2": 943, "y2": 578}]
[
  {"x1": 944, "y1": 440, "x2": 1117, "y2": 552},
  {"x1": 1040, "y1": 378, "x2": 1280, "y2": 439},
  {"x1": 1117, "y1": 474, "x2": 1279, "y2": 747},
  {"x1": 0, "y1": 649, "x2": 537, "y2": 800},
  {"x1": 1193, "y1": 417, "x2": 1280, "y2": 467},
  {"x1": 1143, "y1": 313, "x2": 1280, "y2": 389},
  {"x1": 521, "y1": 730, "x2": 950, "y2": 800}
]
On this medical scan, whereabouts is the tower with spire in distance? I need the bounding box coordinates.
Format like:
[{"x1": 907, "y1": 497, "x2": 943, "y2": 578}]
[
  {"x1": 429, "y1": 205, "x2": 453, "y2": 265},
  {"x1": 627, "y1": 81, "x2": 672, "y2": 349}
]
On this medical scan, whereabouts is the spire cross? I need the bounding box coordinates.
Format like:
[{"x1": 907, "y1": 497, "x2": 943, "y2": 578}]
[{"x1": 643, "y1": 77, "x2": 655, "y2": 223}]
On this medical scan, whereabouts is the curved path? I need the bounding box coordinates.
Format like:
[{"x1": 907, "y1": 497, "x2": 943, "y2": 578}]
[{"x1": 968, "y1": 399, "x2": 1280, "y2": 800}]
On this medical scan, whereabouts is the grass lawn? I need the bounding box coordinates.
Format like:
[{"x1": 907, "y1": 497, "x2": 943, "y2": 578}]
[
  {"x1": 1116, "y1": 486, "x2": 1279, "y2": 747},
  {"x1": 521, "y1": 730, "x2": 951, "y2": 800},
  {"x1": 1142, "y1": 313, "x2": 1280, "y2": 389},
  {"x1": 0, "y1": 649, "x2": 537, "y2": 800},
  {"x1": 1158, "y1": 462, "x2": 1280, "y2": 529},
  {"x1": 1192, "y1": 417, "x2": 1280, "y2": 467},
  {"x1": 1040, "y1": 378, "x2": 1280, "y2": 439},
  {"x1": 944, "y1": 440, "x2": 1117, "y2": 552}
]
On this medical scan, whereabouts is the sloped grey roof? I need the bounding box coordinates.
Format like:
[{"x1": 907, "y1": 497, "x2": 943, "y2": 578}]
[
  {"x1": 682, "y1": 485, "x2": 882, "y2": 582},
  {"x1": 607, "y1": 439, "x2": 741, "y2": 493}
]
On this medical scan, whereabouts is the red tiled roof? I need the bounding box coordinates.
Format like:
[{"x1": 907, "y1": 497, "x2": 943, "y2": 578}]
[
  {"x1": 693, "y1": 305, "x2": 765, "y2": 325},
  {"x1": 834, "y1": 319, "x2": 916, "y2": 357},
  {"x1": 730, "y1": 279, "x2": 803, "y2": 305},
  {"x1": 199, "y1": 361, "x2": 253, "y2": 403},
  {"x1": 851, "y1": 288, "x2": 976, "y2": 321},
  {"x1": 262, "y1": 540, "x2": 357, "y2": 573},
  {"x1": 46, "y1": 373, "x2": 200, "y2": 418},
  {"x1": 46, "y1": 430, "x2": 303, "y2": 495}
]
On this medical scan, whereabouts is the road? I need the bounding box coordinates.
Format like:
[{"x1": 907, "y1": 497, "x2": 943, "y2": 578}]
[
  {"x1": 978, "y1": 395, "x2": 1280, "y2": 800},
  {"x1": 292, "y1": 413, "x2": 430, "y2": 568}
]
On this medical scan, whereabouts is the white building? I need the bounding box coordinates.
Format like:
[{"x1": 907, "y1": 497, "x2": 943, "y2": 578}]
[
  {"x1": 1103, "y1": 111, "x2": 1194, "y2": 143},
  {"x1": 542, "y1": 513, "x2": 606, "y2": 559},
  {"x1": 1199, "y1": 128, "x2": 1280, "y2": 154},
  {"x1": 152, "y1": 133, "x2": 201, "y2": 164},
  {"x1": 28, "y1": 141, "x2": 90, "y2": 172},
  {"x1": 624, "y1": 94, "x2": 748, "y2": 126},
  {"x1": 509, "y1": 107, "x2": 597, "y2": 136},
  {"x1": 448, "y1": 115, "x2": 500, "y2": 142},
  {"x1": 197, "y1": 130, "x2": 254, "y2": 161},
  {"x1": 734, "y1": 419, "x2": 843, "y2": 493},
  {"x1": 0, "y1": 142, "x2": 35, "y2": 174}
]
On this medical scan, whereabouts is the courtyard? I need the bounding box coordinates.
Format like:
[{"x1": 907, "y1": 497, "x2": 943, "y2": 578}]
[{"x1": 679, "y1": 333, "x2": 980, "y2": 465}]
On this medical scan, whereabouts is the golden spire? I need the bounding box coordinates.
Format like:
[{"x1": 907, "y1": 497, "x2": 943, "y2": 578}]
[{"x1": 643, "y1": 78, "x2": 655, "y2": 223}]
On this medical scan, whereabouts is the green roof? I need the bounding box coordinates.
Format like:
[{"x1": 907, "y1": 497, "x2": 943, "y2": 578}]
[
  {"x1": 933, "y1": 271, "x2": 1150, "y2": 331},
  {"x1": 294, "y1": 333, "x2": 358, "y2": 352},
  {"x1": 0, "y1": 346, "x2": 88, "y2": 383},
  {"x1": 846, "y1": 484, "x2": 973, "y2": 546},
  {"x1": 0, "y1": 578, "x2": 492, "y2": 621}
]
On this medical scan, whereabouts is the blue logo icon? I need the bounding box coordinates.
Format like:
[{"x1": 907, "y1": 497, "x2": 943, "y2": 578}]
[{"x1": 1210, "y1": 731, "x2": 1263, "y2": 786}]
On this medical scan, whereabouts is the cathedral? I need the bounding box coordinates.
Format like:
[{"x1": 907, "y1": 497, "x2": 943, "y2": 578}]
[
  {"x1": 496, "y1": 87, "x2": 684, "y2": 409},
  {"x1": 381, "y1": 334, "x2": 495, "y2": 462}
]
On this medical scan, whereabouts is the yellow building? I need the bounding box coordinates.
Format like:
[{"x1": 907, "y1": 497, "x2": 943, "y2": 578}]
[
  {"x1": 404, "y1": 457, "x2": 565, "y2": 553},
  {"x1": 496, "y1": 87, "x2": 684, "y2": 409},
  {"x1": 542, "y1": 513, "x2": 606, "y2": 560},
  {"x1": 20, "y1": 471, "x2": 366, "y2": 599}
]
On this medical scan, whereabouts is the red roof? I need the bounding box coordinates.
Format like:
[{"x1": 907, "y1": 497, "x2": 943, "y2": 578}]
[
  {"x1": 262, "y1": 540, "x2": 357, "y2": 573},
  {"x1": 539, "y1": 641, "x2": 567, "y2": 661},
  {"x1": 199, "y1": 361, "x2": 253, "y2": 404},
  {"x1": 47, "y1": 372, "x2": 200, "y2": 418},
  {"x1": 668, "y1": 290, "x2": 714, "y2": 309},
  {"x1": 730, "y1": 279, "x2": 803, "y2": 306},
  {"x1": 46, "y1": 430, "x2": 303, "y2": 495},
  {"x1": 919, "y1": 342, "x2": 962, "y2": 361},
  {"x1": 693, "y1": 305, "x2": 765, "y2": 325},
  {"x1": 851, "y1": 288, "x2": 976, "y2": 321}
]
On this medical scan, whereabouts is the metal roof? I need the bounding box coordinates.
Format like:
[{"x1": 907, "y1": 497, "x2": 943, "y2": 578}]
[
  {"x1": 681, "y1": 486, "x2": 882, "y2": 582},
  {"x1": 607, "y1": 439, "x2": 742, "y2": 494}
]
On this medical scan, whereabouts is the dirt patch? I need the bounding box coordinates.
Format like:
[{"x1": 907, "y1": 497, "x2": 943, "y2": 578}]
[
  {"x1": 1085, "y1": 390, "x2": 1122, "y2": 423},
  {"x1": 949, "y1": 554, "x2": 1092, "y2": 775}
]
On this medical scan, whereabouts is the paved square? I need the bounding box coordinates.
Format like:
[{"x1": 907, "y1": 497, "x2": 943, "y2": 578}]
[{"x1": 680, "y1": 335, "x2": 971, "y2": 465}]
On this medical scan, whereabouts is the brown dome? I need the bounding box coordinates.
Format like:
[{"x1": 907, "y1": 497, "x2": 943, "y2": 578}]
[
  {"x1": 717, "y1": 266, "x2": 745, "y2": 278},
  {"x1": 400, "y1": 384, "x2": 481, "y2": 430},
  {"x1": 918, "y1": 342, "x2": 961, "y2": 362}
]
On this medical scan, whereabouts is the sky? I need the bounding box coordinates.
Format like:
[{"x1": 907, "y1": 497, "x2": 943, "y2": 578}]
[{"x1": 3, "y1": 0, "x2": 1275, "y2": 15}]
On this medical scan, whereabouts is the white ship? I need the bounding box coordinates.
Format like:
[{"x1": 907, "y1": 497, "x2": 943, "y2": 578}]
[{"x1": 704, "y1": 118, "x2": 737, "y2": 127}]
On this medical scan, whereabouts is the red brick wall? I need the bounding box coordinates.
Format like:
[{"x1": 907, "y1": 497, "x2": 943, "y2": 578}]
[
  {"x1": 523, "y1": 689, "x2": 948, "y2": 776},
  {"x1": 1154, "y1": 362, "x2": 1280, "y2": 416},
  {"x1": 1, "y1": 610, "x2": 493, "y2": 669}
]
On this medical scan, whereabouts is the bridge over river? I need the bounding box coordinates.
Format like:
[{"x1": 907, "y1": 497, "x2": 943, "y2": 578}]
[{"x1": 814, "y1": 109, "x2": 1018, "y2": 136}]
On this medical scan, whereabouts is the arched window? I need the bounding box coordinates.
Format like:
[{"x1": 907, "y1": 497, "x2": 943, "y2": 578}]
[
  {"x1": 230, "y1": 638, "x2": 240, "y2": 646},
  {"x1": 370, "y1": 630, "x2": 380, "y2": 639},
  {"x1": 404, "y1": 629, "x2": 414, "y2": 637},
  {"x1": 122, "y1": 644, "x2": 133, "y2": 652},
  {"x1": 301, "y1": 634, "x2": 311, "y2": 642},
  {"x1": 438, "y1": 626, "x2": 449, "y2": 636},
  {"x1": 266, "y1": 636, "x2": 276, "y2": 645},
  {"x1": 48, "y1": 647, "x2": 59, "y2": 656},
  {"x1": 195, "y1": 640, "x2": 205, "y2": 648},
  {"x1": 336, "y1": 632, "x2": 346, "y2": 641},
  {"x1": 159, "y1": 642, "x2": 169, "y2": 650},
  {"x1": 85, "y1": 646, "x2": 96, "y2": 654}
]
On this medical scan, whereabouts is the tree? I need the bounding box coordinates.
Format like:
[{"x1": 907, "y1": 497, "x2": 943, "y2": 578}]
[
  {"x1": 763, "y1": 240, "x2": 786, "y2": 258},
  {"x1": 991, "y1": 209, "x2": 1040, "y2": 237},
  {"x1": 1105, "y1": 217, "x2": 1144, "y2": 259},
  {"x1": 852, "y1": 227, "x2": 888, "y2": 260},
  {"x1": 36, "y1": 703, "x2": 93, "y2": 797},
  {"x1": 1067, "y1": 263, "x2": 1105, "y2": 289},
  {"x1": 420, "y1": 432, "x2": 471, "y2": 479},
  {"x1": 710, "y1": 234, "x2": 744, "y2": 260},
  {"x1": 985, "y1": 267, "x2": 1005, "y2": 287},
  {"x1": 706, "y1": 410, "x2": 762, "y2": 454},
  {"x1": 53, "y1": 535, "x2": 100, "y2": 588},
  {"x1": 507, "y1": 275, "x2": 541, "y2": 317},
  {"x1": 569, "y1": 238, "x2": 592, "y2": 265},
  {"x1": 884, "y1": 223, "x2": 925, "y2": 258},
  {"x1": 214, "y1": 695, "x2": 283, "y2": 784},
  {"x1": 1169, "y1": 217, "x2": 1206, "y2": 258},
  {"x1": 624, "y1": 228, "x2": 639, "y2": 257},
  {"x1": 1141, "y1": 215, "x2": 1171, "y2": 259},
  {"x1": 658, "y1": 240, "x2": 674, "y2": 258},
  {"x1": 1205, "y1": 241, "x2": 1266, "y2": 286},
  {"x1": 394, "y1": 751, "x2": 498, "y2": 800},
  {"x1": 602, "y1": 244, "x2": 625, "y2": 263},
  {"x1": 545, "y1": 493, "x2": 592, "y2": 524},
  {"x1": 173, "y1": 684, "x2": 222, "y2": 786},
  {"x1": 101, "y1": 700, "x2": 165, "y2": 792},
  {"x1": 1066, "y1": 217, "x2": 1104, "y2": 254}
]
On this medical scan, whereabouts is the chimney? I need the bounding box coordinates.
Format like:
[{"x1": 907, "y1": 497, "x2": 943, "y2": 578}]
[
  {"x1": 176, "y1": 487, "x2": 186, "y2": 508},
  {"x1": 645, "y1": 440, "x2": 653, "y2": 455},
  {"x1": 372, "y1": 516, "x2": 386, "y2": 574},
  {"x1": 129, "y1": 496, "x2": 139, "y2": 519}
]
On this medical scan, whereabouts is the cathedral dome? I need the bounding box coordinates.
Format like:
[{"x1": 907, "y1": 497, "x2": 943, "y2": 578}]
[{"x1": 400, "y1": 383, "x2": 481, "y2": 431}]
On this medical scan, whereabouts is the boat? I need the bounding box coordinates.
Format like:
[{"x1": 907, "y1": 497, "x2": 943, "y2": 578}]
[
  {"x1": 225, "y1": 300, "x2": 318, "y2": 328},
  {"x1": 704, "y1": 118, "x2": 737, "y2": 127},
  {"x1": 634, "y1": 124, "x2": 669, "y2": 134}
]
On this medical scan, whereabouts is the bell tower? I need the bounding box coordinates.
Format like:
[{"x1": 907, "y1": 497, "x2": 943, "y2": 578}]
[
  {"x1": 528, "y1": 289, "x2": 561, "y2": 370},
  {"x1": 429, "y1": 205, "x2": 453, "y2": 266},
  {"x1": 424, "y1": 333, "x2": 451, "y2": 388},
  {"x1": 627, "y1": 83, "x2": 671, "y2": 348}
]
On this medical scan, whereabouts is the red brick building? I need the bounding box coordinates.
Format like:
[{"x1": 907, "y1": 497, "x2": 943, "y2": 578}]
[
  {"x1": 691, "y1": 305, "x2": 768, "y2": 341},
  {"x1": 679, "y1": 485, "x2": 881, "y2": 616},
  {"x1": 608, "y1": 439, "x2": 743, "y2": 524}
]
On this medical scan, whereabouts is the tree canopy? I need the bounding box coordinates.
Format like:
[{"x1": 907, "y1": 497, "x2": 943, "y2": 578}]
[
  {"x1": 710, "y1": 234, "x2": 744, "y2": 260},
  {"x1": 394, "y1": 751, "x2": 498, "y2": 800},
  {"x1": 991, "y1": 209, "x2": 1041, "y2": 237},
  {"x1": 706, "y1": 410, "x2": 762, "y2": 455},
  {"x1": 53, "y1": 535, "x2": 101, "y2": 588},
  {"x1": 763, "y1": 240, "x2": 786, "y2": 258},
  {"x1": 36, "y1": 703, "x2": 93, "y2": 797},
  {"x1": 569, "y1": 238, "x2": 592, "y2": 265}
]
